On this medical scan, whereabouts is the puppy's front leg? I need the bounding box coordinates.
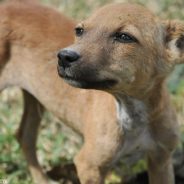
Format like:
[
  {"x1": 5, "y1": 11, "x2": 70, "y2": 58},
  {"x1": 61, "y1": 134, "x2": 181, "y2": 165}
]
[
  {"x1": 74, "y1": 147, "x2": 105, "y2": 184},
  {"x1": 148, "y1": 151, "x2": 174, "y2": 184},
  {"x1": 74, "y1": 121, "x2": 123, "y2": 184},
  {"x1": 147, "y1": 117, "x2": 179, "y2": 184}
]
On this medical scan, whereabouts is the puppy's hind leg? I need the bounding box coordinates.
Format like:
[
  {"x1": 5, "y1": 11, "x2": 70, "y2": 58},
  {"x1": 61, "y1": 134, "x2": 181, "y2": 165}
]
[{"x1": 16, "y1": 90, "x2": 49, "y2": 184}]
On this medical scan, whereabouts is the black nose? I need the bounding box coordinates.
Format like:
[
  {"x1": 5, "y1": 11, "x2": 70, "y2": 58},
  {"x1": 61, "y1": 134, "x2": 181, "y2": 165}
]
[{"x1": 57, "y1": 50, "x2": 80, "y2": 68}]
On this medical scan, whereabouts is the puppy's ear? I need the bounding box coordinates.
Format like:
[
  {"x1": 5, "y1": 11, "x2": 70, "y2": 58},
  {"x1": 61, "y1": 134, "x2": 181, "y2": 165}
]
[{"x1": 164, "y1": 20, "x2": 184, "y2": 64}]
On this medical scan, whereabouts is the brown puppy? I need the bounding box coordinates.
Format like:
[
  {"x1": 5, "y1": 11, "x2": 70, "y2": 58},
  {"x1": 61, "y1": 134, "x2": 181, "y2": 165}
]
[
  {"x1": 0, "y1": 1, "x2": 183, "y2": 184},
  {"x1": 57, "y1": 3, "x2": 184, "y2": 184}
]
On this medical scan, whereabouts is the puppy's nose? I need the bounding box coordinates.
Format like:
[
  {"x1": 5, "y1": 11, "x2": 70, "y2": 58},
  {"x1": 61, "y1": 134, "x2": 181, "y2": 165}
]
[{"x1": 57, "y1": 50, "x2": 80, "y2": 68}]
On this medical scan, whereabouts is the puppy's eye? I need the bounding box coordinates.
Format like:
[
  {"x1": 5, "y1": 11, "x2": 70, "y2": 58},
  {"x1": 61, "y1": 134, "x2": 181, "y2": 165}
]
[
  {"x1": 75, "y1": 27, "x2": 84, "y2": 37},
  {"x1": 114, "y1": 33, "x2": 137, "y2": 43}
]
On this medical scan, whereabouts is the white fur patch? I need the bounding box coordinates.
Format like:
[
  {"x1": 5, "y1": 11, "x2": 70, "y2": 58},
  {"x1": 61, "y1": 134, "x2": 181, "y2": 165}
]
[
  {"x1": 168, "y1": 38, "x2": 180, "y2": 60},
  {"x1": 116, "y1": 96, "x2": 148, "y2": 130},
  {"x1": 114, "y1": 95, "x2": 154, "y2": 164},
  {"x1": 116, "y1": 101, "x2": 132, "y2": 130}
]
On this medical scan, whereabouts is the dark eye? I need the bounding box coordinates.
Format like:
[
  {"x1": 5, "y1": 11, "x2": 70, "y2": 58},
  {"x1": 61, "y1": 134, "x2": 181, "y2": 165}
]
[
  {"x1": 114, "y1": 32, "x2": 137, "y2": 43},
  {"x1": 75, "y1": 27, "x2": 84, "y2": 37}
]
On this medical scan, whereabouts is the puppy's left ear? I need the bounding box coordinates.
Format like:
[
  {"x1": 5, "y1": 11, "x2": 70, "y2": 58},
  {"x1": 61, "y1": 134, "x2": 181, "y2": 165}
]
[{"x1": 164, "y1": 20, "x2": 184, "y2": 64}]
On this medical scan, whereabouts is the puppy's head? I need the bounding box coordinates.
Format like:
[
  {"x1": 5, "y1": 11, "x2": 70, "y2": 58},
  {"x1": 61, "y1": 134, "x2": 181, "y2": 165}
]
[{"x1": 58, "y1": 3, "x2": 184, "y2": 96}]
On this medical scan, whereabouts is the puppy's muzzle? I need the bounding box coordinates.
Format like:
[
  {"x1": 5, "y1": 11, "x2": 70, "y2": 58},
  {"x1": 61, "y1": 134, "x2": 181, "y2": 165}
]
[{"x1": 57, "y1": 50, "x2": 80, "y2": 69}]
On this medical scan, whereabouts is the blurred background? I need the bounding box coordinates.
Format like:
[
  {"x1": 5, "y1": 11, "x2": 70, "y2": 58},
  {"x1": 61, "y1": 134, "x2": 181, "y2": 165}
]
[{"x1": 0, "y1": 0, "x2": 184, "y2": 183}]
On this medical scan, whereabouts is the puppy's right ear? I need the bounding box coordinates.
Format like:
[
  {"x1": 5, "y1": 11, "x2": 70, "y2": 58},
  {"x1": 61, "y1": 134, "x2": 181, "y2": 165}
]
[{"x1": 164, "y1": 20, "x2": 184, "y2": 65}]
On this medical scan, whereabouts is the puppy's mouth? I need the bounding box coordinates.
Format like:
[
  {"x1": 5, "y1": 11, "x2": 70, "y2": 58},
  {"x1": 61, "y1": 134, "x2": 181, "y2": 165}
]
[
  {"x1": 63, "y1": 76, "x2": 117, "y2": 90},
  {"x1": 57, "y1": 65, "x2": 117, "y2": 90}
]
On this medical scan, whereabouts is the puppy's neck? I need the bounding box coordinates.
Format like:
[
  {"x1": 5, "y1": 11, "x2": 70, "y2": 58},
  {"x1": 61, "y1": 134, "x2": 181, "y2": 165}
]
[{"x1": 114, "y1": 79, "x2": 171, "y2": 130}]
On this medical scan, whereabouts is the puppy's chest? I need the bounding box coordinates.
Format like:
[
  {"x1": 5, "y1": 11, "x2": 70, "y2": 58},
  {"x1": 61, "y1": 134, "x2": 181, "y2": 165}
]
[{"x1": 116, "y1": 97, "x2": 153, "y2": 164}]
